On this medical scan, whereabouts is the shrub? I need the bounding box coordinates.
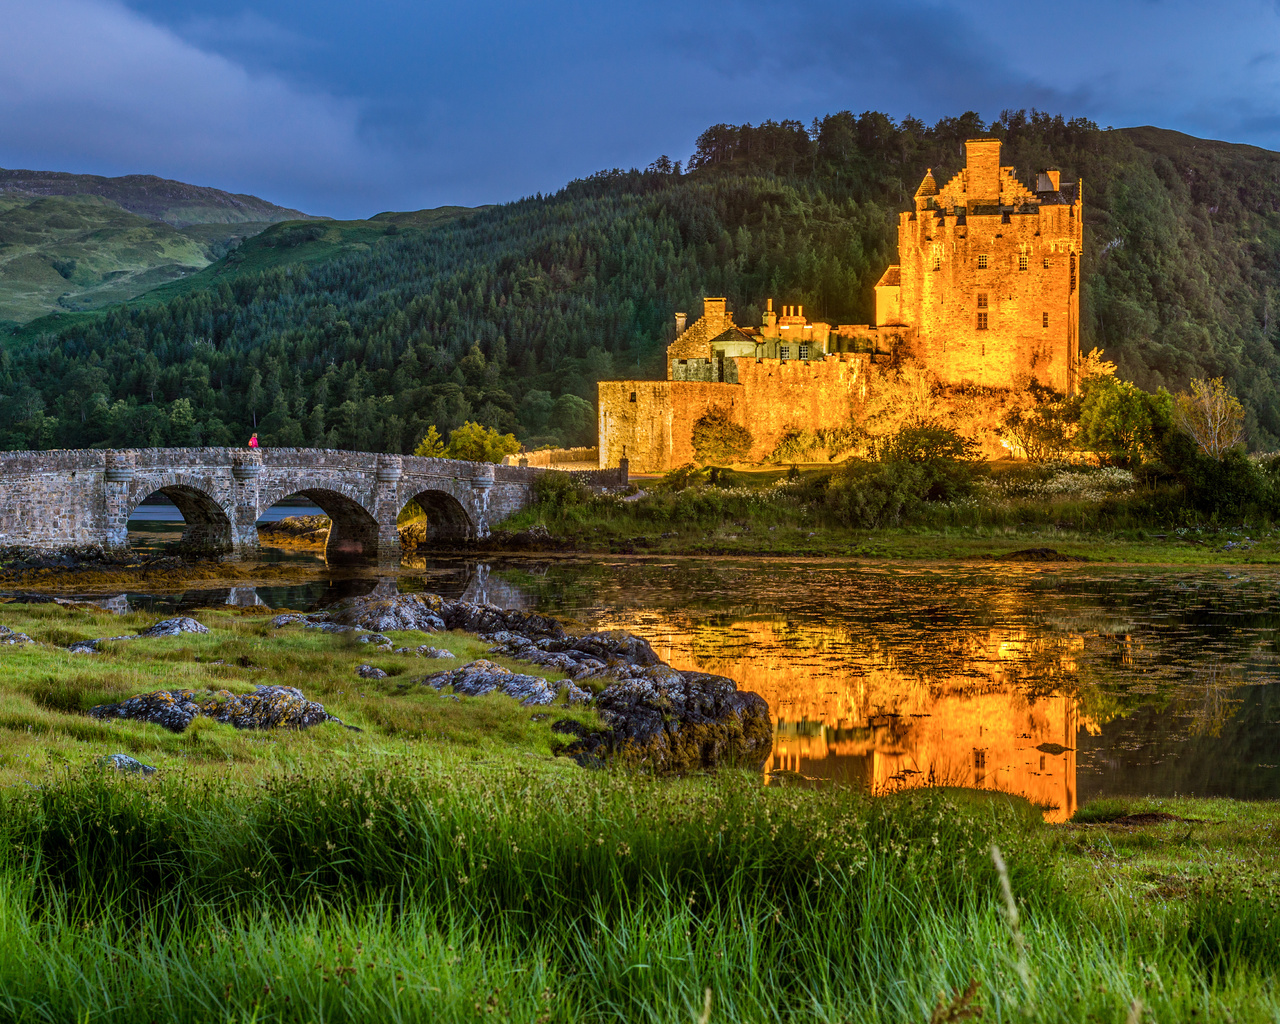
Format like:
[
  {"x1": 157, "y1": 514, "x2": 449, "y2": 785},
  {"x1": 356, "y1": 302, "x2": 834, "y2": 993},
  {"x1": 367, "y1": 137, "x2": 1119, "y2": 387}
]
[
  {"x1": 532, "y1": 471, "x2": 591, "y2": 510},
  {"x1": 691, "y1": 407, "x2": 753, "y2": 465},
  {"x1": 825, "y1": 460, "x2": 929, "y2": 527}
]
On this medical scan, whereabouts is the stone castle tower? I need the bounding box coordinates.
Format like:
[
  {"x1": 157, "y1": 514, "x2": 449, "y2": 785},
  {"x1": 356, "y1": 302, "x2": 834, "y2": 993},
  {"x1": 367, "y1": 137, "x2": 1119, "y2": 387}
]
[{"x1": 877, "y1": 138, "x2": 1082, "y2": 393}]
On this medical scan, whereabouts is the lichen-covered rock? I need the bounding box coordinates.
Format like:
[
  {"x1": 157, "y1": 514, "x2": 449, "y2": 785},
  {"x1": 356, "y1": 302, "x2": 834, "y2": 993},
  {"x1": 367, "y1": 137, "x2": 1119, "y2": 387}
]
[
  {"x1": 442, "y1": 601, "x2": 566, "y2": 640},
  {"x1": 486, "y1": 630, "x2": 667, "y2": 682},
  {"x1": 140, "y1": 617, "x2": 208, "y2": 638},
  {"x1": 88, "y1": 685, "x2": 339, "y2": 732},
  {"x1": 66, "y1": 615, "x2": 209, "y2": 653},
  {"x1": 305, "y1": 622, "x2": 357, "y2": 634},
  {"x1": 560, "y1": 671, "x2": 772, "y2": 772},
  {"x1": 357, "y1": 633, "x2": 392, "y2": 646},
  {"x1": 356, "y1": 664, "x2": 387, "y2": 679},
  {"x1": 0, "y1": 626, "x2": 36, "y2": 646},
  {"x1": 98, "y1": 753, "x2": 157, "y2": 775},
  {"x1": 269, "y1": 613, "x2": 307, "y2": 628},
  {"x1": 415, "y1": 645, "x2": 455, "y2": 659},
  {"x1": 321, "y1": 593, "x2": 448, "y2": 633},
  {"x1": 408, "y1": 659, "x2": 590, "y2": 706}
]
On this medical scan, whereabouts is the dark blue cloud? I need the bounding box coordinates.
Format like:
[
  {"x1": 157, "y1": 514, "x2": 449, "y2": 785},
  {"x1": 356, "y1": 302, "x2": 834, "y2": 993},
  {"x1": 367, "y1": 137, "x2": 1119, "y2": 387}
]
[{"x1": 2, "y1": 0, "x2": 1278, "y2": 218}]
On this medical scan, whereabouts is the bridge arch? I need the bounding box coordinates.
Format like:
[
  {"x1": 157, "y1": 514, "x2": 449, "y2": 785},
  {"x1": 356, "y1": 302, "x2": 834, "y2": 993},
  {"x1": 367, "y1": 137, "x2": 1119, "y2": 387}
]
[
  {"x1": 126, "y1": 480, "x2": 235, "y2": 557},
  {"x1": 398, "y1": 488, "x2": 477, "y2": 549},
  {"x1": 257, "y1": 485, "x2": 380, "y2": 563}
]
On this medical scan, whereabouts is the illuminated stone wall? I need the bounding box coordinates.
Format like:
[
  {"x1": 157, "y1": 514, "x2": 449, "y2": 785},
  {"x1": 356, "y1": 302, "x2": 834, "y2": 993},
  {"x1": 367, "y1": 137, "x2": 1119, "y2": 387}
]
[
  {"x1": 887, "y1": 139, "x2": 1083, "y2": 392},
  {"x1": 599, "y1": 356, "x2": 880, "y2": 472}
]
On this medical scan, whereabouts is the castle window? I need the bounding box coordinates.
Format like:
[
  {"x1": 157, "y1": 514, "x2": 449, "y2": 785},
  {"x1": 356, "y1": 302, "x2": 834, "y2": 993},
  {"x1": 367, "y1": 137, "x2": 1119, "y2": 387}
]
[
  {"x1": 1042, "y1": 312, "x2": 1049, "y2": 328},
  {"x1": 779, "y1": 345, "x2": 790, "y2": 360},
  {"x1": 1043, "y1": 256, "x2": 1051, "y2": 269},
  {"x1": 1019, "y1": 253, "x2": 1029, "y2": 271},
  {"x1": 978, "y1": 254, "x2": 988, "y2": 269},
  {"x1": 629, "y1": 392, "x2": 637, "y2": 403},
  {"x1": 799, "y1": 345, "x2": 810, "y2": 361},
  {"x1": 976, "y1": 293, "x2": 988, "y2": 309},
  {"x1": 976, "y1": 312, "x2": 989, "y2": 330}
]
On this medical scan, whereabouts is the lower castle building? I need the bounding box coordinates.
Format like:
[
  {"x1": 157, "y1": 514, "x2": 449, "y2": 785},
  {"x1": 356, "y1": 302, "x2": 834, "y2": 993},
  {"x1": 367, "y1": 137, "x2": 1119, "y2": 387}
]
[{"x1": 598, "y1": 137, "x2": 1083, "y2": 473}]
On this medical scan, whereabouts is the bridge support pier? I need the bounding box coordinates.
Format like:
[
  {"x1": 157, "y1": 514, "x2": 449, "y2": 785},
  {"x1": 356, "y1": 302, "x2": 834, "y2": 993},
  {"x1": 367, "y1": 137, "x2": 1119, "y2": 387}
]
[
  {"x1": 375, "y1": 456, "x2": 404, "y2": 569},
  {"x1": 230, "y1": 455, "x2": 263, "y2": 561},
  {"x1": 103, "y1": 452, "x2": 135, "y2": 559}
]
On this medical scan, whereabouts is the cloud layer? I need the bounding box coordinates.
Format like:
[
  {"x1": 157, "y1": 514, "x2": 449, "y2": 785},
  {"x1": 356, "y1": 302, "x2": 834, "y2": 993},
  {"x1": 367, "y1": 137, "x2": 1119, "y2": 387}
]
[
  {"x1": 4, "y1": 0, "x2": 1280, "y2": 217},
  {"x1": 0, "y1": 0, "x2": 378, "y2": 213}
]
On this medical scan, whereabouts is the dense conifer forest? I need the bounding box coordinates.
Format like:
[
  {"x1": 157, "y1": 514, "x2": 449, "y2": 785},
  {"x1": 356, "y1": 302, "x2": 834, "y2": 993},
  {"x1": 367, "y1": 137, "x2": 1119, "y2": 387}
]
[{"x1": 4, "y1": 108, "x2": 1280, "y2": 451}]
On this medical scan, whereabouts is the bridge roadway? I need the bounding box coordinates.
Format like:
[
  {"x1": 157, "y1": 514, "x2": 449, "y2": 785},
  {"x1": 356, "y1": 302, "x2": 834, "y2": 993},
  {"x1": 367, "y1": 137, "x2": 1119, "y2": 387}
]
[{"x1": 0, "y1": 447, "x2": 561, "y2": 565}]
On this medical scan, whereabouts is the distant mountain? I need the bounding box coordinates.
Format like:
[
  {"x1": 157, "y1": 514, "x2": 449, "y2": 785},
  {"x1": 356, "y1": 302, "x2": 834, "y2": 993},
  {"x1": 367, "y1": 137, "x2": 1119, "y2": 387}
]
[
  {"x1": 0, "y1": 168, "x2": 314, "y2": 227},
  {"x1": 0, "y1": 169, "x2": 320, "y2": 324}
]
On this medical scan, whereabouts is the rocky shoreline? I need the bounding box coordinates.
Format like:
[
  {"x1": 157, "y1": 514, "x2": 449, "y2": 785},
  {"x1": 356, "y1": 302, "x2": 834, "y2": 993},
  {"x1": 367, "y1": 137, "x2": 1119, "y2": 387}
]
[{"x1": 67, "y1": 591, "x2": 772, "y2": 773}]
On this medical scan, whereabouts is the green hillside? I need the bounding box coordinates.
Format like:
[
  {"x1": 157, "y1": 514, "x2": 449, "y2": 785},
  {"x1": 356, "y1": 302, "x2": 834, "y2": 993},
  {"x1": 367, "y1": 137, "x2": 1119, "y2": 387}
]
[
  {"x1": 0, "y1": 194, "x2": 251, "y2": 325},
  {"x1": 0, "y1": 169, "x2": 324, "y2": 326},
  {"x1": 3, "y1": 207, "x2": 487, "y2": 344},
  {"x1": 2, "y1": 111, "x2": 1280, "y2": 453},
  {"x1": 0, "y1": 169, "x2": 311, "y2": 226}
]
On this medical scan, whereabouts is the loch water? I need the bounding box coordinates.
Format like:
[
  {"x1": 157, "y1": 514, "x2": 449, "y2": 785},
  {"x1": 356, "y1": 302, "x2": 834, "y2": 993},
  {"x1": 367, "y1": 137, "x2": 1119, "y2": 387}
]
[{"x1": 24, "y1": 541, "x2": 1280, "y2": 819}]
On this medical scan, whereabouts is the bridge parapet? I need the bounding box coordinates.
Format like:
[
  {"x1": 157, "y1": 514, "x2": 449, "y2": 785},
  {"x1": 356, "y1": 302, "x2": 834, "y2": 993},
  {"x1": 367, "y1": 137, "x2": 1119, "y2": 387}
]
[{"x1": 0, "y1": 446, "x2": 549, "y2": 564}]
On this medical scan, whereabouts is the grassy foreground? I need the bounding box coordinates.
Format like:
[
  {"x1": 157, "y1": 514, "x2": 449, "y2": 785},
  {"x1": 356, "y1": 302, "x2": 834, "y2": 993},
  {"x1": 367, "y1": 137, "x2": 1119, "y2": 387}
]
[
  {"x1": 1, "y1": 770, "x2": 1278, "y2": 1024},
  {"x1": 2, "y1": 603, "x2": 1279, "y2": 1022},
  {"x1": 0, "y1": 602, "x2": 597, "y2": 782}
]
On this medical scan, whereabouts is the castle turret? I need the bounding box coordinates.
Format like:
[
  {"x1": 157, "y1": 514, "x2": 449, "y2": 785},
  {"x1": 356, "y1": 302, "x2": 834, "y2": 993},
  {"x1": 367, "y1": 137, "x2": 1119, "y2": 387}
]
[{"x1": 914, "y1": 168, "x2": 938, "y2": 212}]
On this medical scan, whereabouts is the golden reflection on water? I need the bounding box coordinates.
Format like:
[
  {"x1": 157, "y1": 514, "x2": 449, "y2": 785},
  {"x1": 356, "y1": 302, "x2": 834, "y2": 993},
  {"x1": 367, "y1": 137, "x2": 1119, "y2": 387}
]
[{"x1": 599, "y1": 615, "x2": 1090, "y2": 822}]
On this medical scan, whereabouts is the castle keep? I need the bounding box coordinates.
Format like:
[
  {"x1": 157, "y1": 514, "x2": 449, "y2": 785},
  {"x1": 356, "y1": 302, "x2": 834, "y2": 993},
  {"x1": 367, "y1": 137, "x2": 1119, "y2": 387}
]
[{"x1": 599, "y1": 139, "x2": 1082, "y2": 473}]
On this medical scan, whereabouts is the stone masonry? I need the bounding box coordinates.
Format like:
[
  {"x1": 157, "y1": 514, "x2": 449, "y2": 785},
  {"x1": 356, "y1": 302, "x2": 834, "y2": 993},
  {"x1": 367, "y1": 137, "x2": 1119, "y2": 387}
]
[{"x1": 0, "y1": 447, "x2": 547, "y2": 564}]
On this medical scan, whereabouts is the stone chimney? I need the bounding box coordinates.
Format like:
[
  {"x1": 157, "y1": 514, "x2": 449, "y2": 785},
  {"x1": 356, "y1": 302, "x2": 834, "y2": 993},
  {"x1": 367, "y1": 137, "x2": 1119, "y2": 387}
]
[
  {"x1": 702, "y1": 297, "x2": 727, "y2": 326},
  {"x1": 964, "y1": 138, "x2": 1002, "y2": 204},
  {"x1": 1036, "y1": 169, "x2": 1062, "y2": 192},
  {"x1": 764, "y1": 298, "x2": 776, "y2": 329},
  {"x1": 674, "y1": 312, "x2": 687, "y2": 336}
]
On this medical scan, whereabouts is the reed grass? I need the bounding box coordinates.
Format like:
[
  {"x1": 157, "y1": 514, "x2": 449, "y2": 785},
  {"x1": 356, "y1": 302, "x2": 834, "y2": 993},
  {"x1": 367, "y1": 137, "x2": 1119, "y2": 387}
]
[{"x1": 1, "y1": 765, "x2": 1279, "y2": 1022}]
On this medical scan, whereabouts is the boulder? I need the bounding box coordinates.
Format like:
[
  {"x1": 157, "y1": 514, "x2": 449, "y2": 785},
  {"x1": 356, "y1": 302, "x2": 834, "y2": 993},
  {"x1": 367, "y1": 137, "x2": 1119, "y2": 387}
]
[
  {"x1": 321, "y1": 593, "x2": 448, "y2": 633},
  {"x1": 356, "y1": 664, "x2": 387, "y2": 679},
  {"x1": 98, "y1": 753, "x2": 157, "y2": 775},
  {"x1": 140, "y1": 617, "x2": 208, "y2": 638},
  {"x1": 441, "y1": 601, "x2": 566, "y2": 640},
  {"x1": 486, "y1": 630, "x2": 669, "y2": 681},
  {"x1": 88, "y1": 685, "x2": 339, "y2": 732},
  {"x1": 408, "y1": 659, "x2": 590, "y2": 706},
  {"x1": 560, "y1": 671, "x2": 773, "y2": 772},
  {"x1": 357, "y1": 633, "x2": 392, "y2": 646},
  {"x1": 0, "y1": 626, "x2": 36, "y2": 646},
  {"x1": 67, "y1": 616, "x2": 208, "y2": 653}
]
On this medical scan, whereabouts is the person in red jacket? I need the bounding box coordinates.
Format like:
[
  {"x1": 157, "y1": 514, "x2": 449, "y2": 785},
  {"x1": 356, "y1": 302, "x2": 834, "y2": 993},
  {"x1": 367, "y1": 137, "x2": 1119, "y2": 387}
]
[{"x1": 248, "y1": 433, "x2": 259, "y2": 449}]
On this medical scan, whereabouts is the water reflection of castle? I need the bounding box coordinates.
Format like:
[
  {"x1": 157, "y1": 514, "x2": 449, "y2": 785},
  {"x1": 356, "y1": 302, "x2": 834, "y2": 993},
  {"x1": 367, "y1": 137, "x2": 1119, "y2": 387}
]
[
  {"x1": 772, "y1": 694, "x2": 1079, "y2": 823},
  {"x1": 624, "y1": 618, "x2": 1085, "y2": 823}
]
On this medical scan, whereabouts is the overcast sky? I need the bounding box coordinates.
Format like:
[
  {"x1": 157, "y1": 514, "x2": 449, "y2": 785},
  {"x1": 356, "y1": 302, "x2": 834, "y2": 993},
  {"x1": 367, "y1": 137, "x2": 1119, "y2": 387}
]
[{"x1": 2, "y1": 0, "x2": 1278, "y2": 218}]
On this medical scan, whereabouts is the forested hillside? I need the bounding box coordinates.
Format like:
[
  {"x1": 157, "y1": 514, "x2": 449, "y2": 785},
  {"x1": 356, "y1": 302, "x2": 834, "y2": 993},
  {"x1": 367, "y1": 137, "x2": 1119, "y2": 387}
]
[{"x1": 3, "y1": 109, "x2": 1280, "y2": 453}]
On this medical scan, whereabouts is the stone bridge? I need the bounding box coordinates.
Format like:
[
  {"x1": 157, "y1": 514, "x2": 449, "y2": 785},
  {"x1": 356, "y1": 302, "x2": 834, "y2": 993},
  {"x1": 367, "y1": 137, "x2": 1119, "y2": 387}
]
[{"x1": 0, "y1": 447, "x2": 574, "y2": 565}]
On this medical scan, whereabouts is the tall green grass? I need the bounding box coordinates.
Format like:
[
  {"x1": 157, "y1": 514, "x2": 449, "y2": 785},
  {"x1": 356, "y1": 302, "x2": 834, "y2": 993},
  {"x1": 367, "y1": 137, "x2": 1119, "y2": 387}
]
[{"x1": 2, "y1": 764, "x2": 1279, "y2": 1022}]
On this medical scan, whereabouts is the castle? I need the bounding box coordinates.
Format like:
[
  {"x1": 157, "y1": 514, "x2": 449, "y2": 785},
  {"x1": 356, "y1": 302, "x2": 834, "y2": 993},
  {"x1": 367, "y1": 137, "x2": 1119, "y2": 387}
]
[{"x1": 598, "y1": 138, "x2": 1083, "y2": 472}]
